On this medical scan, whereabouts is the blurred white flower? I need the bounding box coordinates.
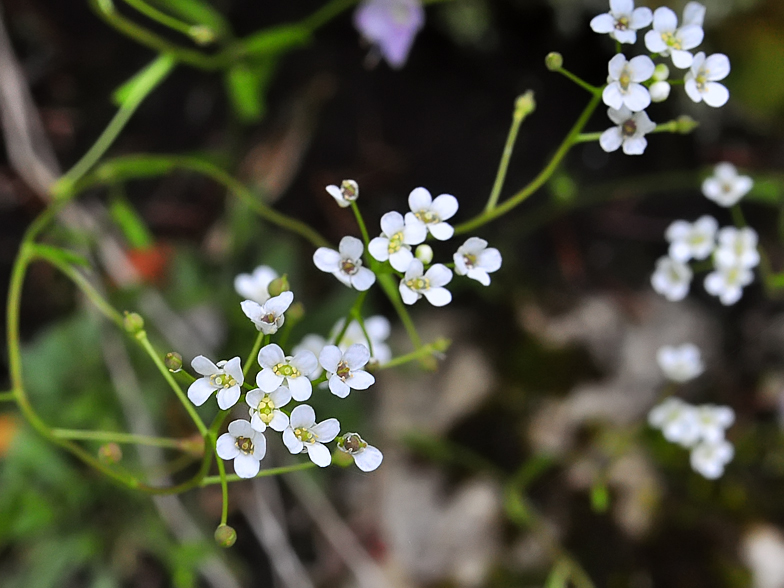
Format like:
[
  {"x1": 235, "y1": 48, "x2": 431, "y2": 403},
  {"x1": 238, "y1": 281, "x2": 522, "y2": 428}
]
[
  {"x1": 696, "y1": 404, "x2": 735, "y2": 444},
  {"x1": 240, "y1": 290, "x2": 293, "y2": 334},
  {"x1": 453, "y1": 237, "x2": 502, "y2": 286},
  {"x1": 368, "y1": 211, "x2": 427, "y2": 272},
  {"x1": 665, "y1": 215, "x2": 718, "y2": 262},
  {"x1": 234, "y1": 265, "x2": 278, "y2": 305},
  {"x1": 651, "y1": 256, "x2": 692, "y2": 301},
  {"x1": 326, "y1": 179, "x2": 359, "y2": 208},
  {"x1": 246, "y1": 386, "x2": 291, "y2": 432},
  {"x1": 187, "y1": 355, "x2": 244, "y2": 410},
  {"x1": 216, "y1": 419, "x2": 266, "y2": 479},
  {"x1": 704, "y1": 263, "x2": 754, "y2": 305},
  {"x1": 399, "y1": 260, "x2": 452, "y2": 306},
  {"x1": 690, "y1": 439, "x2": 734, "y2": 479},
  {"x1": 405, "y1": 187, "x2": 459, "y2": 241},
  {"x1": 314, "y1": 236, "x2": 376, "y2": 291},
  {"x1": 714, "y1": 227, "x2": 760, "y2": 269},
  {"x1": 648, "y1": 397, "x2": 701, "y2": 447},
  {"x1": 603, "y1": 54, "x2": 655, "y2": 112},
  {"x1": 589, "y1": 0, "x2": 652, "y2": 44},
  {"x1": 256, "y1": 343, "x2": 318, "y2": 401},
  {"x1": 599, "y1": 106, "x2": 656, "y2": 155},
  {"x1": 656, "y1": 343, "x2": 704, "y2": 382},
  {"x1": 337, "y1": 432, "x2": 384, "y2": 472},
  {"x1": 283, "y1": 405, "x2": 340, "y2": 467},
  {"x1": 685, "y1": 52, "x2": 730, "y2": 107},
  {"x1": 331, "y1": 316, "x2": 392, "y2": 365},
  {"x1": 644, "y1": 5, "x2": 704, "y2": 69},
  {"x1": 702, "y1": 162, "x2": 753, "y2": 207},
  {"x1": 292, "y1": 334, "x2": 328, "y2": 378}
]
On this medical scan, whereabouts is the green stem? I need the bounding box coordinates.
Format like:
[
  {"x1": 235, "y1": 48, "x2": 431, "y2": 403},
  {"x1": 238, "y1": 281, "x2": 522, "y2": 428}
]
[
  {"x1": 455, "y1": 92, "x2": 602, "y2": 235},
  {"x1": 574, "y1": 132, "x2": 602, "y2": 143},
  {"x1": 52, "y1": 428, "x2": 192, "y2": 450},
  {"x1": 244, "y1": 332, "x2": 267, "y2": 379},
  {"x1": 731, "y1": 203, "x2": 747, "y2": 227},
  {"x1": 216, "y1": 450, "x2": 230, "y2": 525},
  {"x1": 378, "y1": 338, "x2": 450, "y2": 369},
  {"x1": 354, "y1": 315, "x2": 375, "y2": 358},
  {"x1": 376, "y1": 273, "x2": 422, "y2": 349},
  {"x1": 333, "y1": 291, "x2": 367, "y2": 347},
  {"x1": 0, "y1": 391, "x2": 15, "y2": 402},
  {"x1": 201, "y1": 461, "x2": 316, "y2": 485},
  {"x1": 556, "y1": 67, "x2": 602, "y2": 95},
  {"x1": 122, "y1": 0, "x2": 196, "y2": 38},
  {"x1": 350, "y1": 201, "x2": 371, "y2": 247}
]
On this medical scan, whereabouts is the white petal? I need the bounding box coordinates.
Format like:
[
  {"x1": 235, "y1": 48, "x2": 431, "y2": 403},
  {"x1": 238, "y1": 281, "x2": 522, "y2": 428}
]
[
  {"x1": 607, "y1": 54, "x2": 627, "y2": 80},
  {"x1": 329, "y1": 375, "x2": 351, "y2": 398},
  {"x1": 313, "y1": 418, "x2": 340, "y2": 442},
  {"x1": 245, "y1": 389, "x2": 264, "y2": 408},
  {"x1": 630, "y1": 7, "x2": 653, "y2": 28},
  {"x1": 313, "y1": 247, "x2": 341, "y2": 272},
  {"x1": 425, "y1": 264, "x2": 453, "y2": 287},
  {"x1": 354, "y1": 445, "x2": 384, "y2": 472},
  {"x1": 431, "y1": 194, "x2": 458, "y2": 220},
  {"x1": 466, "y1": 268, "x2": 491, "y2": 286},
  {"x1": 233, "y1": 453, "x2": 261, "y2": 479},
  {"x1": 266, "y1": 291, "x2": 294, "y2": 315},
  {"x1": 347, "y1": 370, "x2": 375, "y2": 390},
  {"x1": 217, "y1": 385, "x2": 241, "y2": 410},
  {"x1": 590, "y1": 13, "x2": 615, "y2": 34},
  {"x1": 339, "y1": 236, "x2": 365, "y2": 260},
  {"x1": 287, "y1": 375, "x2": 313, "y2": 401},
  {"x1": 290, "y1": 404, "x2": 316, "y2": 428},
  {"x1": 228, "y1": 419, "x2": 254, "y2": 438},
  {"x1": 187, "y1": 378, "x2": 215, "y2": 406},
  {"x1": 368, "y1": 237, "x2": 390, "y2": 262},
  {"x1": 670, "y1": 49, "x2": 694, "y2": 70},
  {"x1": 622, "y1": 136, "x2": 647, "y2": 155},
  {"x1": 192, "y1": 355, "x2": 219, "y2": 376},
  {"x1": 250, "y1": 414, "x2": 267, "y2": 432},
  {"x1": 423, "y1": 287, "x2": 452, "y2": 306},
  {"x1": 283, "y1": 428, "x2": 304, "y2": 454},
  {"x1": 256, "y1": 369, "x2": 284, "y2": 392},
  {"x1": 269, "y1": 410, "x2": 289, "y2": 432},
  {"x1": 379, "y1": 211, "x2": 405, "y2": 236},
  {"x1": 269, "y1": 386, "x2": 292, "y2": 407},
  {"x1": 408, "y1": 187, "x2": 432, "y2": 211},
  {"x1": 644, "y1": 30, "x2": 668, "y2": 53},
  {"x1": 704, "y1": 53, "x2": 730, "y2": 80},
  {"x1": 653, "y1": 7, "x2": 677, "y2": 32},
  {"x1": 389, "y1": 248, "x2": 414, "y2": 272},
  {"x1": 602, "y1": 84, "x2": 624, "y2": 110},
  {"x1": 678, "y1": 25, "x2": 704, "y2": 51},
  {"x1": 403, "y1": 219, "x2": 428, "y2": 244},
  {"x1": 428, "y1": 222, "x2": 454, "y2": 241},
  {"x1": 702, "y1": 82, "x2": 729, "y2": 108},
  {"x1": 306, "y1": 443, "x2": 333, "y2": 467},
  {"x1": 610, "y1": 0, "x2": 633, "y2": 14},
  {"x1": 216, "y1": 432, "x2": 239, "y2": 460},
  {"x1": 258, "y1": 343, "x2": 285, "y2": 368},
  {"x1": 343, "y1": 343, "x2": 370, "y2": 369},
  {"x1": 319, "y1": 345, "x2": 343, "y2": 372},
  {"x1": 399, "y1": 281, "x2": 420, "y2": 304},
  {"x1": 614, "y1": 30, "x2": 637, "y2": 44},
  {"x1": 292, "y1": 350, "x2": 319, "y2": 377},
  {"x1": 684, "y1": 78, "x2": 702, "y2": 103},
  {"x1": 623, "y1": 84, "x2": 651, "y2": 111},
  {"x1": 600, "y1": 127, "x2": 623, "y2": 152},
  {"x1": 351, "y1": 267, "x2": 376, "y2": 291}
]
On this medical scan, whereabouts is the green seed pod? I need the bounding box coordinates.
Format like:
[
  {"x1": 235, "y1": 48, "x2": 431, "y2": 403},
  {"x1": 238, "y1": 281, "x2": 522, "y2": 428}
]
[
  {"x1": 545, "y1": 52, "x2": 563, "y2": 71},
  {"x1": 214, "y1": 524, "x2": 237, "y2": 548},
  {"x1": 268, "y1": 275, "x2": 290, "y2": 297},
  {"x1": 165, "y1": 352, "x2": 183, "y2": 373},
  {"x1": 123, "y1": 312, "x2": 145, "y2": 334}
]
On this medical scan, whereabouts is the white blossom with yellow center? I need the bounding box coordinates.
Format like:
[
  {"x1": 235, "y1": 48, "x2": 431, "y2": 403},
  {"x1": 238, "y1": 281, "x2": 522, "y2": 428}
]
[
  {"x1": 665, "y1": 215, "x2": 718, "y2": 262},
  {"x1": 256, "y1": 343, "x2": 318, "y2": 401},
  {"x1": 187, "y1": 355, "x2": 244, "y2": 410},
  {"x1": 313, "y1": 236, "x2": 376, "y2": 291},
  {"x1": 651, "y1": 256, "x2": 692, "y2": 301},
  {"x1": 702, "y1": 162, "x2": 753, "y2": 207},
  {"x1": 240, "y1": 290, "x2": 294, "y2": 335},
  {"x1": 337, "y1": 432, "x2": 384, "y2": 472},
  {"x1": 589, "y1": 0, "x2": 652, "y2": 45},
  {"x1": 282, "y1": 405, "x2": 340, "y2": 468},
  {"x1": 319, "y1": 343, "x2": 375, "y2": 398},
  {"x1": 404, "y1": 187, "x2": 459, "y2": 241},
  {"x1": 369, "y1": 211, "x2": 427, "y2": 271},
  {"x1": 644, "y1": 4, "x2": 705, "y2": 69},
  {"x1": 603, "y1": 53, "x2": 655, "y2": 112},
  {"x1": 453, "y1": 237, "x2": 502, "y2": 286},
  {"x1": 399, "y1": 259, "x2": 453, "y2": 306},
  {"x1": 216, "y1": 419, "x2": 267, "y2": 478},
  {"x1": 245, "y1": 386, "x2": 292, "y2": 432},
  {"x1": 684, "y1": 51, "x2": 730, "y2": 108}
]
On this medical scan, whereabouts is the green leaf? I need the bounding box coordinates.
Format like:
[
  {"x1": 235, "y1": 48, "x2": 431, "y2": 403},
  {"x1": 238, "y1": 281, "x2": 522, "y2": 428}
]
[
  {"x1": 590, "y1": 480, "x2": 609, "y2": 513},
  {"x1": 746, "y1": 176, "x2": 784, "y2": 205},
  {"x1": 109, "y1": 193, "x2": 155, "y2": 249},
  {"x1": 30, "y1": 243, "x2": 91, "y2": 269},
  {"x1": 236, "y1": 24, "x2": 311, "y2": 58},
  {"x1": 93, "y1": 155, "x2": 177, "y2": 183},
  {"x1": 147, "y1": 0, "x2": 231, "y2": 40},
  {"x1": 112, "y1": 53, "x2": 177, "y2": 107},
  {"x1": 225, "y1": 59, "x2": 276, "y2": 122}
]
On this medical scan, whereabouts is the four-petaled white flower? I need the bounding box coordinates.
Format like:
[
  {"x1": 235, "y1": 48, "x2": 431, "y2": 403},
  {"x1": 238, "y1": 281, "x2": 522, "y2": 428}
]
[
  {"x1": 331, "y1": 316, "x2": 392, "y2": 365},
  {"x1": 665, "y1": 215, "x2": 718, "y2": 262},
  {"x1": 704, "y1": 263, "x2": 754, "y2": 306},
  {"x1": 644, "y1": 5, "x2": 705, "y2": 69},
  {"x1": 714, "y1": 226, "x2": 760, "y2": 269},
  {"x1": 354, "y1": 0, "x2": 425, "y2": 69},
  {"x1": 702, "y1": 162, "x2": 753, "y2": 207},
  {"x1": 599, "y1": 106, "x2": 657, "y2": 155},
  {"x1": 369, "y1": 211, "x2": 427, "y2": 271},
  {"x1": 651, "y1": 256, "x2": 692, "y2": 301},
  {"x1": 216, "y1": 419, "x2": 267, "y2": 479},
  {"x1": 685, "y1": 52, "x2": 730, "y2": 107},
  {"x1": 590, "y1": 0, "x2": 652, "y2": 44},
  {"x1": 648, "y1": 397, "x2": 701, "y2": 447},
  {"x1": 319, "y1": 344, "x2": 376, "y2": 398},
  {"x1": 696, "y1": 404, "x2": 735, "y2": 444},
  {"x1": 240, "y1": 291, "x2": 294, "y2": 335},
  {"x1": 283, "y1": 404, "x2": 340, "y2": 467},
  {"x1": 656, "y1": 343, "x2": 704, "y2": 382},
  {"x1": 337, "y1": 432, "x2": 384, "y2": 472},
  {"x1": 314, "y1": 236, "x2": 376, "y2": 291},
  {"x1": 246, "y1": 386, "x2": 291, "y2": 432},
  {"x1": 399, "y1": 260, "x2": 453, "y2": 306},
  {"x1": 453, "y1": 237, "x2": 502, "y2": 286},
  {"x1": 405, "y1": 187, "x2": 459, "y2": 241},
  {"x1": 690, "y1": 439, "x2": 734, "y2": 479},
  {"x1": 256, "y1": 344, "x2": 318, "y2": 401},
  {"x1": 234, "y1": 265, "x2": 278, "y2": 305},
  {"x1": 326, "y1": 179, "x2": 359, "y2": 208},
  {"x1": 603, "y1": 54, "x2": 655, "y2": 112},
  {"x1": 188, "y1": 356, "x2": 244, "y2": 410}
]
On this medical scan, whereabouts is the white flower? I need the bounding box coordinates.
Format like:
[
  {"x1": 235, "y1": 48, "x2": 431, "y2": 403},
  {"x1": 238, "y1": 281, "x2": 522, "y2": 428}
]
[
  {"x1": 656, "y1": 343, "x2": 704, "y2": 382},
  {"x1": 326, "y1": 179, "x2": 359, "y2": 208},
  {"x1": 696, "y1": 404, "x2": 735, "y2": 444},
  {"x1": 714, "y1": 227, "x2": 760, "y2": 269},
  {"x1": 599, "y1": 106, "x2": 657, "y2": 155},
  {"x1": 292, "y1": 334, "x2": 328, "y2": 378},
  {"x1": 240, "y1": 291, "x2": 293, "y2": 334},
  {"x1": 649, "y1": 81, "x2": 671, "y2": 102},
  {"x1": 690, "y1": 439, "x2": 734, "y2": 479},
  {"x1": 187, "y1": 356, "x2": 244, "y2": 410},
  {"x1": 682, "y1": 1, "x2": 706, "y2": 27},
  {"x1": 453, "y1": 237, "x2": 502, "y2": 286},
  {"x1": 404, "y1": 187, "x2": 459, "y2": 241},
  {"x1": 648, "y1": 397, "x2": 701, "y2": 448},
  {"x1": 331, "y1": 316, "x2": 392, "y2": 365},
  {"x1": 685, "y1": 52, "x2": 730, "y2": 107},
  {"x1": 702, "y1": 162, "x2": 753, "y2": 207},
  {"x1": 589, "y1": 0, "x2": 652, "y2": 44},
  {"x1": 256, "y1": 343, "x2": 318, "y2": 401},
  {"x1": 399, "y1": 260, "x2": 452, "y2": 306},
  {"x1": 234, "y1": 265, "x2": 278, "y2": 305},
  {"x1": 282, "y1": 405, "x2": 340, "y2": 467},
  {"x1": 602, "y1": 54, "x2": 655, "y2": 112},
  {"x1": 644, "y1": 6, "x2": 704, "y2": 69},
  {"x1": 665, "y1": 215, "x2": 718, "y2": 262},
  {"x1": 368, "y1": 211, "x2": 427, "y2": 271},
  {"x1": 337, "y1": 432, "x2": 384, "y2": 472},
  {"x1": 245, "y1": 386, "x2": 291, "y2": 432},
  {"x1": 319, "y1": 344, "x2": 376, "y2": 398},
  {"x1": 651, "y1": 256, "x2": 692, "y2": 301},
  {"x1": 216, "y1": 419, "x2": 267, "y2": 479},
  {"x1": 704, "y1": 263, "x2": 754, "y2": 305},
  {"x1": 313, "y1": 236, "x2": 376, "y2": 291}
]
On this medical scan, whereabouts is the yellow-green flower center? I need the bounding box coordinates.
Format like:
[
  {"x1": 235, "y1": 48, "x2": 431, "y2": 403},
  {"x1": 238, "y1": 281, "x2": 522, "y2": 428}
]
[
  {"x1": 273, "y1": 363, "x2": 300, "y2": 378},
  {"x1": 405, "y1": 277, "x2": 430, "y2": 292},
  {"x1": 619, "y1": 69, "x2": 631, "y2": 91},
  {"x1": 236, "y1": 436, "x2": 254, "y2": 455},
  {"x1": 294, "y1": 427, "x2": 315, "y2": 444},
  {"x1": 388, "y1": 231, "x2": 404, "y2": 254},
  {"x1": 210, "y1": 373, "x2": 238, "y2": 389},
  {"x1": 614, "y1": 16, "x2": 629, "y2": 30},
  {"x1": 415, "y1": 209, "x2": 439, "y2": 224},
  {"x1": 462, "y1": 253, "x2": 477, "y2": 269},
  {"x1": 261, "y1": 312, "x2": 277, "y2": 324},
  {"x1": 662, "y1": 32, "x2": 682, "y2": 50},
  {"x1": 255, "y1": 396, "x2": 275, "y2": 425}
]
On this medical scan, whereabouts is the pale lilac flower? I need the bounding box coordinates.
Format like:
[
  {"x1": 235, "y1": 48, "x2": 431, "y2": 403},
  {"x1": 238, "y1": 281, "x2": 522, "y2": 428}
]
[
  {"x1": 319, "y1": 344, "x2": 376, "y2": 398},
  {"x1": 354, "y1": 0, "x2": 424, "y2": 69},
  {"x1": 326, "y1": 179, "x2": 359, "y2": 208},
  {"x1": 314, "y1": 236, "x2": 376, "y2": 291},
  {"x1": 665, "y1": 215, "x2": 718, "y2": 262},
  {"x1": 702, "y1": 163, "x2": 753, "y2": 207},
  {"x1": 696, "y1": 404, "x2": 735, "y2": 444},
  {"x1": 234, "y1": 265, "x2": 278, "y2": 305},
  {"x1": 216, "y1": 419, "x2": 266, "y2": 479},
  {"x1": 644, "y1": 5, "x2": 704, "y2": 69},
  {"x1": 714, "y1": 227, "x2": 760, "y2": 269},
  {"x1": 453, "y1": 237, "x2": 502, "y2": 286},
  {"x1": 603, "y1": 54, "x2": 655, "y2": 112},
  {"x1": 331, "y1": 316, "x2": 392, "y2": 365},
  {"x1": 187, "y1": 356, "x2": 244, "y2": 410},
  {"x1": 283, "y1": 405, "x2": 340, "y2": 467},
  {"x1": 399, "y1": 260, "x2": 452, "y2": 306},
  {"x1": 685, "y1": 52, "x2": 730, "y2": 107},
  {"x1": 656, "y1": 344, "x2": 704, "y2": 382},
  {"x1": 337, "y1": 432, "x2": 384, "y2": 472},
  {"x1": 240, "y1": 291, "x2": 293, "y2": 335},
  {"x1": 599, "y1": 106, "x2": 656, "y2": 155},
  {"x1": 651, "y1": 256, "x2": 692, "y2": 301},
  {"x1": 690, "y1": 439, "x2": 734, "y2": 479},
  {"x1": 648, "y1": 397, "x2": 701, "y2": 448},
  {"x1": 589, "y1": 0, "x2": 652, "y2": 44},
  {"x1": 405, "y1": 187, "x2": 459, "y2": 241},
  {"x1": 368, "y1": 211, "x2": 427, "y2": 272},
  {"x1": 256, "y1": 343, "x2": 318, "y2": 401},
  {"x1": 246, "y1": 386, "x2": 291, "y2": 432},
  {"x1": 704, "y1": 263, "x2": 754, "y2": 305}
]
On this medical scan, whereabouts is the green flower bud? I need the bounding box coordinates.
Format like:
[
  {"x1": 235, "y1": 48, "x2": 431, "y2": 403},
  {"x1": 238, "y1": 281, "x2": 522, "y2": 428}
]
[
  {"x1": 267, "y1": 275, "x2": 290, "y2": 297},
  {"x1": 545, "y1": 52, "x2": 563, "y2": 71},
  {"x1": 287, "y1": 301, "x2": 305, "y2": 322},
  {"x1": 514, "y1": 90, "x2": 536, "y2": 121},
  {"x1": 98, "y1": 442, "x2": 122, "y2": 464},
  {"x1": 415, "y1": 244, "x2": 433, "y2": 265},
  {"x1": 165, "y1": 352, "x2": 183, "y2": 373},
  {"x1": 123, "y1": 312, "x2": 145, "y2": 335},
  {"x1": 189, "y1": 25, "x2": 216, "y2": 46},
  {"x1": 214, "y1": 524, "x2": 237, "y2": 548},
  {"x1": 676, "y1": 115, "x2": 699, "y2": 134}
]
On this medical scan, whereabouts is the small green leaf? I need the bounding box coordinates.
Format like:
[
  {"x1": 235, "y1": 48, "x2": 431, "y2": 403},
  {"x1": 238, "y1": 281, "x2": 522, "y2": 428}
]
[
  {"x1": 746, "y1": 177, "x2": 784, "y2": 205},
  {"x1": 30, "y1": 243, "x2": 91, "y2": 269},
  {"x1": 109, "y1": 193, "x2": 155, "y2": 249},
  {"x1": 93, "y1": 156, "x2": 176, "y2": 183},
  {"x1": 112, "y1": 53, "x2": 177, "y2": 107},
  {"x1": 590, "y1": 480, "x2": 610, "y2": 513},
  {"x1": 236, "y1": 24, "x2": 310, "y2": 58},
  {"x1": 147, "y1": 0, "x2": 231, "y2": 40},
  {"x1": 225, "y1": 59, "x2": 276, "y2": 122}
]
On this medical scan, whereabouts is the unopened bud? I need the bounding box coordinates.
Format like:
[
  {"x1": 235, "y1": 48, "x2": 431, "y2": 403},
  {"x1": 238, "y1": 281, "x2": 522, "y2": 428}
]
[
  {"x1": 675, "y1": 115, "x2": 699, "y2": 134},
  {"x1": 98, "y1": 442, "x2": 122, "y2": 464},
  {"x1": 415, "y1": 244, "x2": 433, "y2": 265},
  {"x1": 340, "y1": 179, "x2": 359, "y2": 203},
  {"x1": 123, "y1": 311, "x2": 145, "y2": 334},
  {"x1": 165, "y1": 352, "x2": 183, "y2": 372},
  {"x1": 652, "y1": 63, "x2": 670, "y2": 81},
  {"x1": 214, "y1": 524, "x2": 237, "y2": 548},
  {"x1": 432, "y1": 337, "x2": 451, "y2": 353},
  {"x1": 545, "y1": 52, "x2": 563, "y2": 71},
  {"x1": 514, "y1": 90, "x2": 536, "y2": 121},
  {"x1": 649, "y1": 81, "x2": 671, "y2": 103},
  {"x1": 189, "y1": 25, "x2": 216, "y2": 45},
  {"x1": 287, "y1": 301, "x2": 305, "y2": 322},
  {"x1": 268, "y1": 275, "x2": 290, "y2": 297}
]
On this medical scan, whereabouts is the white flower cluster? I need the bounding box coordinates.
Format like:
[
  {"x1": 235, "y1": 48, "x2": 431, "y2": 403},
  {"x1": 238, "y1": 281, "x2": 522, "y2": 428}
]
[
  {"x1": 591, "y1": 1, "x2": 731, "y2": 156},
  {"x1": 649, "y1": 344, "x2": 735, "y2": 479},
  {"x1": 651, "y1": 163, "x2": 757, "y2": 305},
  {"x1": 313, "y1": 182, "x2": 503, "y2": 305}
]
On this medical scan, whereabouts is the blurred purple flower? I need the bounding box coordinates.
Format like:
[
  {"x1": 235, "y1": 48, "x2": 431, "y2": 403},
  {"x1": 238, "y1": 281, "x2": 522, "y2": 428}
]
[{"x1": 353, "y1": 0, "x2": 425, "y2": 69}]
